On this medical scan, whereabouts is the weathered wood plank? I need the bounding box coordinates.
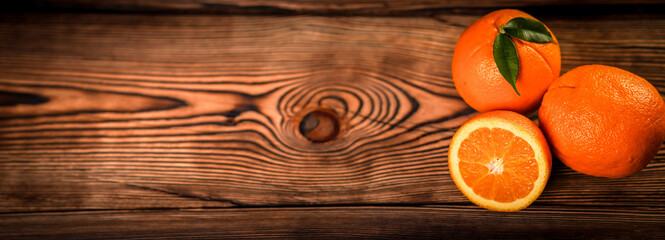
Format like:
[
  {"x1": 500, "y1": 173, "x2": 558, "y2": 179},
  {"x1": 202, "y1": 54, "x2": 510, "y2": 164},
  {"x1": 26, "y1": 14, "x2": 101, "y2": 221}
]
[
  {"x1": 0, "y1": 13, "x2": 469, "y2": 212},
  {"x1": 0, "y1": 12, "x2": 664, "y2": 213},
  {"x1": 1, "y1": 206, "x2": 664, "y2": 239},
  {"x1": 10, "y1": 0, "x2": 665, "y2": 15}
]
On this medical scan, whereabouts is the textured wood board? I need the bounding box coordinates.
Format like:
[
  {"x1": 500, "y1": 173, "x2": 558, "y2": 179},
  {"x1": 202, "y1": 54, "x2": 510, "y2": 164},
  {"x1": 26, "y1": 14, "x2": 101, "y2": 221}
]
[{"x1": 0, "y1": 9, "x2": 665, "y2": 239}]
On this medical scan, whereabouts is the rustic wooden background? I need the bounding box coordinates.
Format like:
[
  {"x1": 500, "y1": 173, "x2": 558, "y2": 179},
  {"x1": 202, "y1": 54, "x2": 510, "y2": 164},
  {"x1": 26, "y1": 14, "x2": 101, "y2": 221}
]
[{"x1": 1, "y1": 0, "x2": 665, "y2": 239}]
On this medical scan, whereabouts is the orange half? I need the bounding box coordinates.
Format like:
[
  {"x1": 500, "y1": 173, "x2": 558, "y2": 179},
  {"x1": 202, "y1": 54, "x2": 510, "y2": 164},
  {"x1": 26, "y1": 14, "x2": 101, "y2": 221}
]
[{"x1": 448, "y1": 111, "x2": 551, "y2": 212}]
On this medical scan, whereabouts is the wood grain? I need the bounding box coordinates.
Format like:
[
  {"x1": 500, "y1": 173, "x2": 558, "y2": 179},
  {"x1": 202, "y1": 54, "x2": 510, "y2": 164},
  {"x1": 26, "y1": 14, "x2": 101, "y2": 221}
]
[
  {"x1": 1, "y1": 12, "x2": 665, "y2": 215},
  {"x1": 2, "y1": 207, "x2": 664, "y2": 239},
  {"x1": 0, "y1": 13, "x2": 470, "y2": 212},
  {"x1": 11, "y1": 0, "x2": 665, "y2": 15}
]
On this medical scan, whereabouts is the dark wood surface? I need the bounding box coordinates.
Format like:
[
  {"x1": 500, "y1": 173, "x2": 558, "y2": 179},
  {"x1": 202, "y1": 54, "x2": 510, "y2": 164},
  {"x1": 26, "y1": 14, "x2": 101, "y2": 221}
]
[
  {"x1": 11, "y1": 0, "x2": 665, "y2": 15},
  {"x1": 1, "y1": 1, "x2": 665, "y2": 239},
  {"x1": 2, "y1": 206, "x2": 665, "y2": 239}
]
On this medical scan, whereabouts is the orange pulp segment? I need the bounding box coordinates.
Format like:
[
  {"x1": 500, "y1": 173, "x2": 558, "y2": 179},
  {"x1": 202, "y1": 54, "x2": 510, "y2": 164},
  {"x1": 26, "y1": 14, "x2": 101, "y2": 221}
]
[{"x1": 458, "y1": 127, "x2": 538, "y2": 203}]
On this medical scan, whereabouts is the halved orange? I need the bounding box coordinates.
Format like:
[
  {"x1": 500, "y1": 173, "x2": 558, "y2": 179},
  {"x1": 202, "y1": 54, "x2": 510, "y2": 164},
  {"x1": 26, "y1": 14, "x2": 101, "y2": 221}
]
[{"x1": 448, "y1": 110, "x2": 551, "y2": 212}]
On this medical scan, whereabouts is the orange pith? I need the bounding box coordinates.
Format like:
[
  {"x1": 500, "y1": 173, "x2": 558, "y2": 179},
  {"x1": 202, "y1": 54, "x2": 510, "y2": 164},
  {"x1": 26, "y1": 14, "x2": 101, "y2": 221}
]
[{"x1": 458, "y1": 127, "x2": 537, "y2": 203}]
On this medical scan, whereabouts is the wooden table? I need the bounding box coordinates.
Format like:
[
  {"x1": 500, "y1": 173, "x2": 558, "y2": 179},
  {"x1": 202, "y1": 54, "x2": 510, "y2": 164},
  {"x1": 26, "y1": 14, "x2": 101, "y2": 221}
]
[{"x1": 1, "y1": 1, "x2": 665, "y2": 239}]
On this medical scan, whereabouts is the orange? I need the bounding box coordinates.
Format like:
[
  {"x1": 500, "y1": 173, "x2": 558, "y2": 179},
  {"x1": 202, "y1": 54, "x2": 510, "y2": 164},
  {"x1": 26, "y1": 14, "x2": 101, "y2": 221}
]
[
  {"x1": 448, "y1": 110, "x2": 552, "y2": 212},
  {"x1": 539, "y1": 65, "x2": 665, "y2": 178},
  {"x1": 452, "y1": 9, "x2": 561, "y2": 114}
]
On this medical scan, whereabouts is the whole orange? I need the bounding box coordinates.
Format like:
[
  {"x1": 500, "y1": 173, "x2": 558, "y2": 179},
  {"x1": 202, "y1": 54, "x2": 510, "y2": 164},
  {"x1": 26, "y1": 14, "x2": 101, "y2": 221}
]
[
  {"x1": 452, "y1": 9, "x2": 561, "y2": 114},
  {"x1": 539, "y1": 65, "x2": 665, "y2": 178}
]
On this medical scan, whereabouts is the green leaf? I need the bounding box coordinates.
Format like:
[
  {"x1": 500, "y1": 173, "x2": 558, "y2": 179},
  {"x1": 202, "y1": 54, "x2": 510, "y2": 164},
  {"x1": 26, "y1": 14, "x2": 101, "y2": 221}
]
[
  {"x1": 503, "y1": 17, "x2": 553, "y2": 43},
  {"x1": 493, "y1": 33, "x2": 520, "y2": 95}
]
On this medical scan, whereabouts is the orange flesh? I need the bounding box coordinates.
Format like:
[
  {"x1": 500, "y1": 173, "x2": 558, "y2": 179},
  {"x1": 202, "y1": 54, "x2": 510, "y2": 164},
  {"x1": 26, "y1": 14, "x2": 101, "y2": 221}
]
[{"x1": 458, "y1": 127, "x2": 539, "y2": 203}]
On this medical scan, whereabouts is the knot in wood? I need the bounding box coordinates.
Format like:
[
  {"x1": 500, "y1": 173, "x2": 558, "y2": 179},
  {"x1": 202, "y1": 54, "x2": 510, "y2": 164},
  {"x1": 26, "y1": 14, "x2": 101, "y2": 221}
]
[{"x1": 299, "y1": 109, "x2": 340, "y2": 143}]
